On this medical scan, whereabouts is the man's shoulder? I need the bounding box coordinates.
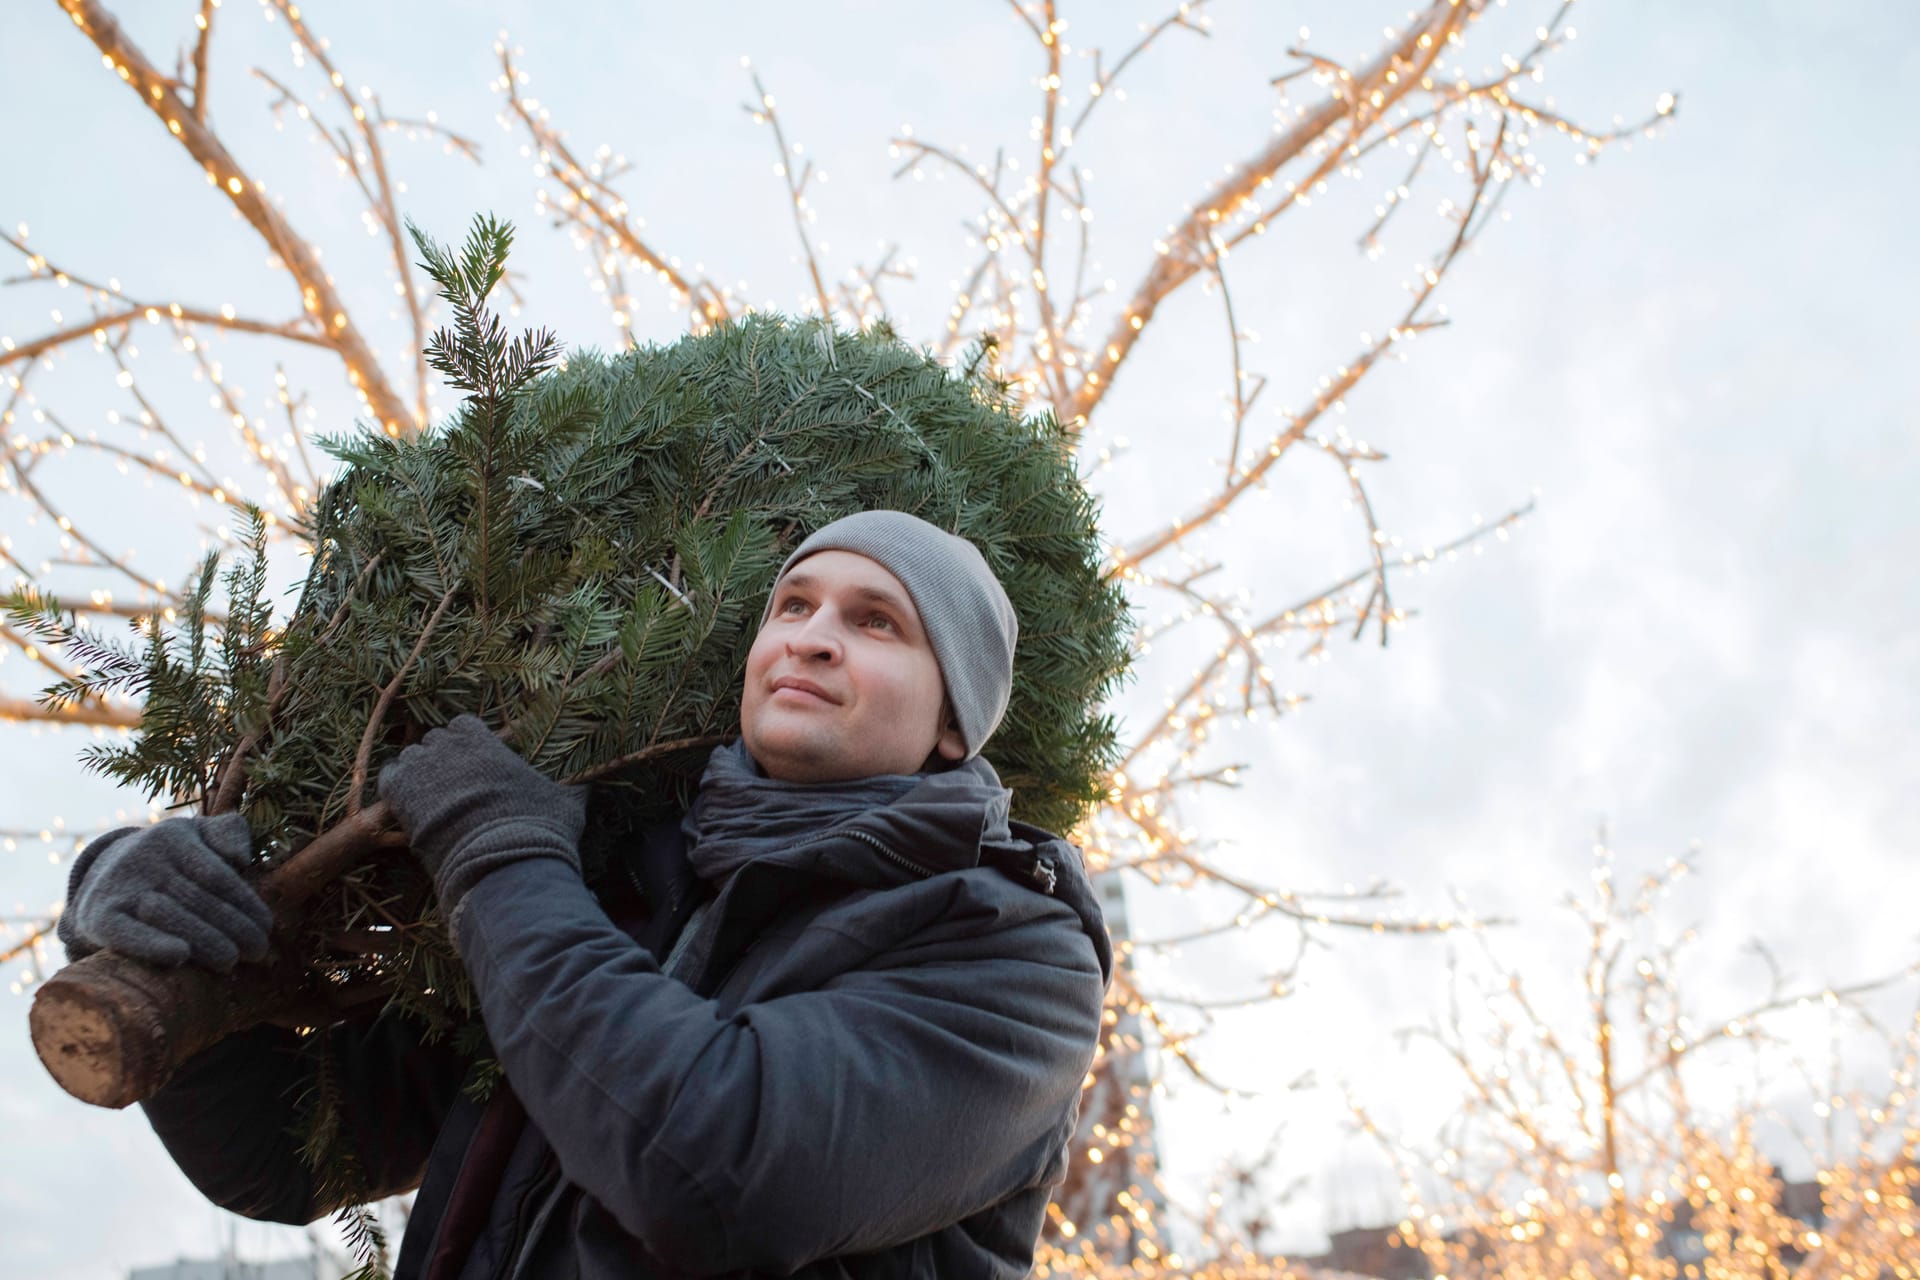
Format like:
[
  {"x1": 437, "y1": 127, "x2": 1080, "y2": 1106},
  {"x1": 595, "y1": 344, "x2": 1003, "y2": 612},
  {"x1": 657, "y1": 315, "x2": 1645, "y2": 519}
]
[
  {"x1": 992, "y1": 821, "x2": 1113, "y2": 985},
  {"x1": 860, "y1": 845, "x2": 1106, "y2": 973},
  {"x1": 799, "y1": 867, "x2": 1102, "y2": 1002}
]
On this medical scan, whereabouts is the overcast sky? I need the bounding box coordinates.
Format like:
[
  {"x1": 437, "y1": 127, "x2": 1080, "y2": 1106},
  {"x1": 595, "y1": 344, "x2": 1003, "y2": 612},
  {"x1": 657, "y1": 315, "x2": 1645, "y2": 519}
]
[{"x1": 2, "y1": 2, "x2": 1916, "y2": 1274}]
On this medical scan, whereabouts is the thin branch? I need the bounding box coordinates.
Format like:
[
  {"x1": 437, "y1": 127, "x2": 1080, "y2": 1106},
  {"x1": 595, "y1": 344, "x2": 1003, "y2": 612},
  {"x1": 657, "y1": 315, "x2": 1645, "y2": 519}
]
[
  {"x1": 376, "y1": 112, "x2": 483, "y2": 160},
  {"x1": 1116, "y1": 502, "x2": 1530, "y2": 771},
  {"x1": 1109, "y1": 803, "x2": 1486, "y2": 936},
  {"x1": 565, "y1": 732, "x2": 733, "y2": 785},
  {"x1": 4, "y1": 440, "x2": 169, "y2": 594},
  {"x1": 95, "y1": 339, "x2": 224, "y2": 488},
  {"x1": 1208, "y1": 255, "x2": 1263, "y2": 489},
  {"x1": 1026, "y1": 0, "x2": 1070, "y2": 409},
  {"x1": 272, "y1": 364, "x2": 322, "y2": 497},
  {"x1": 0, "y1": 619, "x2": 92, "y2": 695},
  {"x1": 1112, "y1": 112, "x2": 1505, "y2": 572},
  {"x1": 180, "y1": 330, "x2": 306, "y2": 512},
  {"x1": 0, "y1": 919, "x2": 56, "y2": 967},
  {"x1": 1613, "y1": 964, "x2": 1920, "y2": 1100},
  {"x1": 745, "y1": 72, "x2": 832, "y2": 319},
  {"x1": 348, "y1": 587, "x2": 456, "y2": 817},
  {"x1": 1063, "y1": 1, "x2": 1211, "y2": 143},
  {"x1": 0, "y1": 300, "x2": 331, "y2": 370},
  {"x1": 0, "y1": 693, "x2": 140, "y2": 727},
  {"x1": 207, "y1": 649, "x2": 289, "y2": 815},
  {"x1": 262, "y1": 0, "x2": 480, "y2": 429},
  {"x1": 187, "y1": 0, "x2": 215, "y2": 125}
]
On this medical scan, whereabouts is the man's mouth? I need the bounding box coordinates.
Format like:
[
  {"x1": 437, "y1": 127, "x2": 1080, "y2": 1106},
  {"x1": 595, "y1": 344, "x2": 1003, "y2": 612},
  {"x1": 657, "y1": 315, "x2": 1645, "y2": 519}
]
[{"x1": 771, "y1": 676, "x2": 838, "y2": 704}]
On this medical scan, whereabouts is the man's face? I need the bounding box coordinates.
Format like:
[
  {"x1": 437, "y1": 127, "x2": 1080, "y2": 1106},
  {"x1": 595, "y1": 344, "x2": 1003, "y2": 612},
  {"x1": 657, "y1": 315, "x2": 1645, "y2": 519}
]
[{"x1": 741, "y1": 550, "x2": 966, "y2": 783}]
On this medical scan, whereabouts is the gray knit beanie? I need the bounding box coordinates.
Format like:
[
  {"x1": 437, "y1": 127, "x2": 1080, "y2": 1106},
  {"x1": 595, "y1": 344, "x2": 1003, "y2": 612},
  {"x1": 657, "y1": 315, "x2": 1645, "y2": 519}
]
[{"x1": 768, "y1": 510, "x2": 1018, "y2": 760}]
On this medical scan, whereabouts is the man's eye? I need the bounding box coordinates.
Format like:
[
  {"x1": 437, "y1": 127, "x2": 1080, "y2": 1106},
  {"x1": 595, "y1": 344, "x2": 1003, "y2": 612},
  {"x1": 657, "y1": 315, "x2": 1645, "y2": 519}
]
[
  {"x1": 779, "y1": 598, "x2": 809, "y2": 615},
  {"x1": 865, "y1": 614, "x2": 896, "y2": 632}
]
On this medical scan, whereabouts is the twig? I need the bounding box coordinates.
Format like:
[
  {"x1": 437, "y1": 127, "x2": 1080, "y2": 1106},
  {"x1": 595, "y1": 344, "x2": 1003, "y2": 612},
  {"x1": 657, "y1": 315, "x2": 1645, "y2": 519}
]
[
  {"x1": 207, "y1": 649, "x2": 289, "y2": 815},
  {"x1": 1026, "y1": 0, "x2": 1070, "y2": 410},
  {"x1": 0, "y1": 919, "x2": 56, "y2": 967},
  {"x1": 1068, "y1": 2, "x2": 1466, "y2": 430},
  {"x1": 4, "y1": 442, "x2": 169, "y2": 594},
  {"x1": 747, "y1": 71, "x2": 832, "y2": 320},
  {"x1": 1064, "y1": 1, "x2": 1212, "y2": 142},
  {"x1": 1116, "y1": 502, "x2": 1531, "y2": 770},
  {"x1": 0, "y1": 297, "x2": 331, "y2": 370},
  {"x1": 1111, "y1": 109, "x2": 1505, "y2": 572},
  {"x1": 348, "y1": 587, "x2": 457, "y2": 816},
  {"x1": 565, "y1": 733, "x2": 731, "y2": 785},
  {"x1": 0, "y1": 693, "x2": 140, "y2": 728},
  {"x1": 497, "y1": 43, "x2": 729, "y2": 329},
  {"x1": 256, "y1": 802, "x2": 402, "y2": 913},
  {"x1": 187, "y1": 0, "x2": 215, "y2": 125},
  {"x1": 1208, "y1": 255, "x2": 1263, "y2": 489},
  {"x1": 263, "y1": 0, "x2": 481, "y2": 429}
]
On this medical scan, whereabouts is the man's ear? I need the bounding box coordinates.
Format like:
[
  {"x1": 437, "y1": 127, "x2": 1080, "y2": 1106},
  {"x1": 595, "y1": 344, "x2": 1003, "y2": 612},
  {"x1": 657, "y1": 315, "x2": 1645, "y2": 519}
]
[{"x1": 934, "y1": 716, "x2": 967, "y2": 763}]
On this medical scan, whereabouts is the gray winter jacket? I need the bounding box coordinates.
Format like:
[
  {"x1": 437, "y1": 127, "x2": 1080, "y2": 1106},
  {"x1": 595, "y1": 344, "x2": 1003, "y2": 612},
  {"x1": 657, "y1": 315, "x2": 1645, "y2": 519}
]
[{"x1": 135, "y1": 771, "x2": 1111, "y2": 1277}]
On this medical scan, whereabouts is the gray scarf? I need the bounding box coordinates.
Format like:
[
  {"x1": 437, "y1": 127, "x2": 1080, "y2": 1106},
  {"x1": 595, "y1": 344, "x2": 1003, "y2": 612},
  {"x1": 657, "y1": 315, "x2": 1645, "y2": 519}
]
[{"x1": 682, "y1": 739, "x2": 1012, "y2": 885}]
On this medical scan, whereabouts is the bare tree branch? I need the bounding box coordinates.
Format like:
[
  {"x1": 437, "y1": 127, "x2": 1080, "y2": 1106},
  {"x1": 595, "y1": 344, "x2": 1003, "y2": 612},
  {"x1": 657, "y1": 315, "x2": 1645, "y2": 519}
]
[{"x1": 745, "y1": 72, "x2": 832, "y2": 320}]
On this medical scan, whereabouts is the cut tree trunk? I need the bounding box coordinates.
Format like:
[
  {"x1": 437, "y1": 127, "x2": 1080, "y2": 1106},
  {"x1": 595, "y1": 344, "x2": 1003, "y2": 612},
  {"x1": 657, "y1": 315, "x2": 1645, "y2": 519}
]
[{"x1": 28, "y1": 946, "x2": 306, "y2": 1109}]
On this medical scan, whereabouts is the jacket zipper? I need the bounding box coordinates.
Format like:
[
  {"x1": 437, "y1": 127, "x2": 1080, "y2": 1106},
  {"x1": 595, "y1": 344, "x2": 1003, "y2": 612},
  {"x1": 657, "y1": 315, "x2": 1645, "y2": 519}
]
[
  {"x1": 776, "y1": 823, "x2": 938, "y2": 880},
  {"x1": 840, "y1": 827, "x2": 936, "y2": 879}
]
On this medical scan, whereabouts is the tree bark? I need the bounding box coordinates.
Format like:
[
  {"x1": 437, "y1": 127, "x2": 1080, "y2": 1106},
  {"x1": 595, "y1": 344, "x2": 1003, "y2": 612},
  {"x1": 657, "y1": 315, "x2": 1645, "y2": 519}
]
[{"x1": 28, "y1": 946, "x2": 306, "y2": 1109}]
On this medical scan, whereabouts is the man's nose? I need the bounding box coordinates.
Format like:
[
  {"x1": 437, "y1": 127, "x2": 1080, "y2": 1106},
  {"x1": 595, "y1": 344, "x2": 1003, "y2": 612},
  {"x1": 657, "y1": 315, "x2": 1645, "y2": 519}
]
[{"x1": 784, "y1": 610, "x2": 843, "y2": 661}]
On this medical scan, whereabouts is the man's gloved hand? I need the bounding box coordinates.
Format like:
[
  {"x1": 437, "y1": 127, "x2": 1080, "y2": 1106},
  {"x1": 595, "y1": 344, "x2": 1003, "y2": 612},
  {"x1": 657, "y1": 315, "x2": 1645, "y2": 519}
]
[
  {"x1": 57, "y1": 814, "x2": 273, "y2": 972},
  {"x1": 377, "y1": 714, "x2": 588, "y2": 923}
]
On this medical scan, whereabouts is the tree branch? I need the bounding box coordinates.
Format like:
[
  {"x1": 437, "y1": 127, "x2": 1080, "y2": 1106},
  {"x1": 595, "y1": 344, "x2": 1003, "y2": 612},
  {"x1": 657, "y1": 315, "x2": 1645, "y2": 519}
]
[
  {"x1": 348, "y1": 587, "x2": 457, "y2": 816},
  {"x1": 0, "y1": 693, "x2": 140, "y2": 727},
  {"x1": 745, "y1": 72, "x2": 832, "y2": 320},
  {"x1": 187, "y1": 0, "x2": 215, "y2": 124}
]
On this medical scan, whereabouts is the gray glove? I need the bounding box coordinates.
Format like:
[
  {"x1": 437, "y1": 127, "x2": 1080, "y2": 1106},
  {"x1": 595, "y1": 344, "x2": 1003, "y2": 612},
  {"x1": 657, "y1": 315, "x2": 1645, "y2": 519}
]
[
  {"x1": 57, "y1": 814, "x2": 273, "y2": 972},
  {"x1": 377, "y1": 714, "x2": 587, "y2": 923}
]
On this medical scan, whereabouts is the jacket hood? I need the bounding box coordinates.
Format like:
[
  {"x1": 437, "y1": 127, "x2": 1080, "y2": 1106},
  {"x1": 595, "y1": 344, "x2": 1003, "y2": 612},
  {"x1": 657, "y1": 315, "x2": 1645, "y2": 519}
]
[{"x1": 843, "y1": 769, "x2": 1114, "y2": 990}]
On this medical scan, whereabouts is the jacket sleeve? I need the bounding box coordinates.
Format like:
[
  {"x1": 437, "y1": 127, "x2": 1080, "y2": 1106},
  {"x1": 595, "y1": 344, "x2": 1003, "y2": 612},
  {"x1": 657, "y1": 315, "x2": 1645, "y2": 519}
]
[
  {"x1": 453, "y1": 857, "x2": 1106, "y2": 1275},
  {"x1": 139, "y1": 1008, "x2": 470, "y2": 1224}
]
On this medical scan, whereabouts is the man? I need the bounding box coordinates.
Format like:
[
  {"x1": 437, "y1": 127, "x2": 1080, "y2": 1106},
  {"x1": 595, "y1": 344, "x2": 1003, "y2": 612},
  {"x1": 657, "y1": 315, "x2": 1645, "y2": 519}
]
[{"x1": 58, "y1": 509, "x2": 1112, "y2": 1277}]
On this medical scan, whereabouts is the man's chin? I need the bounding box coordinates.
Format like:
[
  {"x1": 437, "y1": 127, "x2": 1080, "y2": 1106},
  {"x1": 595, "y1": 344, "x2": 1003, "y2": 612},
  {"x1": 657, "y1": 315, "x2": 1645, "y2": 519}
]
[{"x1": 744, "y1": 729, "x2": 850, "y2": 784}]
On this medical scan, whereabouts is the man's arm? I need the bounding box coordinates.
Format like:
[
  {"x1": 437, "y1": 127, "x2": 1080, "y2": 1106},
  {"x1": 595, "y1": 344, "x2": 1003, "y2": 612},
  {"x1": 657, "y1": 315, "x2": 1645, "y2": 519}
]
[
  {"x1": 60, "y1": 820, "x2": 469, "y2": 1224},
  {"x1": 139, "y1": 1008, "x2": 471, "y2": 1224},
  {"x1": 453, "y1": 857, "x2": 1105, "y2": 1275}
]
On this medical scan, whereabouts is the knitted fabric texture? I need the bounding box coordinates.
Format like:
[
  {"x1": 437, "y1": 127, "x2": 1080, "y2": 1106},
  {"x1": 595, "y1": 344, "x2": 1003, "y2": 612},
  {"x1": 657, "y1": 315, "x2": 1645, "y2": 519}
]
[
  {"x1": 771, "y1": 510, "x2": 1018, "y2": 759},
  {"x1": 58, "y1": 813, "x2": 273, "y2": 971},
  {"x1": 376, "y1": 715, "x2": 587, "y2": 928}
]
